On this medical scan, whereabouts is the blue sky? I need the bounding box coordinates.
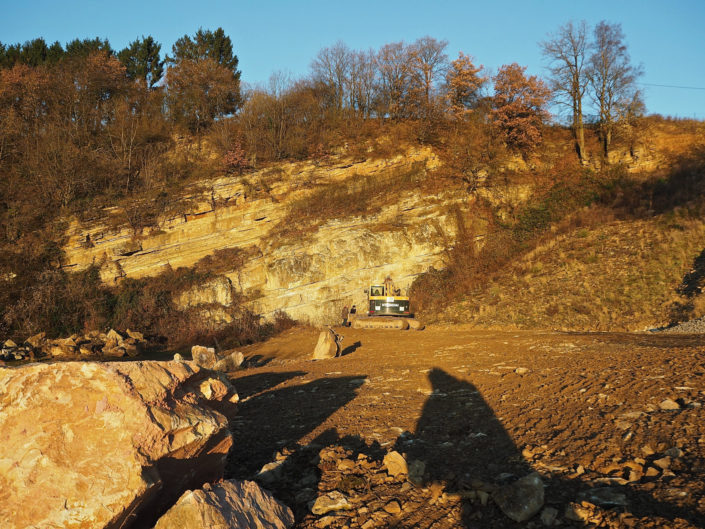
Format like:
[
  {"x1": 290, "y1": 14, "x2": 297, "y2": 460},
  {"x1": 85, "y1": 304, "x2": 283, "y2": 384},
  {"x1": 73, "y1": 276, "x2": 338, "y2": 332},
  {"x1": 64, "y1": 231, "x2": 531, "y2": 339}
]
[{"x1": 1, "y1": 0, "x2": 704, "y2": 118}]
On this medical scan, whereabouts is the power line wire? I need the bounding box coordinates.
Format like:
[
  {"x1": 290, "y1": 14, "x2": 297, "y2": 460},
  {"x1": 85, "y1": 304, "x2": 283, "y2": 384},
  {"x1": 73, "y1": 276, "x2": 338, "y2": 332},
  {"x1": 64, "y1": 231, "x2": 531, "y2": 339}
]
[{"x1": 639, "y1": 82, "x2": 705, "y2": 90}]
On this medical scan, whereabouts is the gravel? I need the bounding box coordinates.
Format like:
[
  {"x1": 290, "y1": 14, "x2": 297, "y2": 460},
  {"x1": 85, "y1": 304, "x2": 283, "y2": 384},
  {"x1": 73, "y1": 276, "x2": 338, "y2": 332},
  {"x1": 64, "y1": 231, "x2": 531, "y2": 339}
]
[{"x1": 660, "y1": 316, "x2": 705, "y2": 334}]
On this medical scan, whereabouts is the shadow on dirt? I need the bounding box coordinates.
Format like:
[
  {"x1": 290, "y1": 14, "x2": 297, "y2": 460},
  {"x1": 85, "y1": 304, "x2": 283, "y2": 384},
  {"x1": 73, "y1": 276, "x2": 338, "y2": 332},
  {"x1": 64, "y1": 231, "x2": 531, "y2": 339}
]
[
  {"x1": 241, "y1": 353, "x2": 274, "y2": 368},
  {"x1": 231, "y1": 370, "x2": 307, "y2": 400},
  {"x1": 341, "y1": 341, "x2": 362, "y2": 356},
  {"x1": 226, "y1": 374, "x2": 367, "y2": 478},
  {"x1": 398, "y1": 368, "x2": 704, "y2": 528},
  {"x1": 224, "y1": 366, "x2": 703, "y2": 527}
]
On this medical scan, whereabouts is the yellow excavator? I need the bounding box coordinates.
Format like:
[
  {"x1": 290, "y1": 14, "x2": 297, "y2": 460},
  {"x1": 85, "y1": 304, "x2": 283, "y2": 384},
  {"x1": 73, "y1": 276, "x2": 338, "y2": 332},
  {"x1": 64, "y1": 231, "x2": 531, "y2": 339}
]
[{"x1": 351, "y1": 276, "x2": 424, "y2": 330}]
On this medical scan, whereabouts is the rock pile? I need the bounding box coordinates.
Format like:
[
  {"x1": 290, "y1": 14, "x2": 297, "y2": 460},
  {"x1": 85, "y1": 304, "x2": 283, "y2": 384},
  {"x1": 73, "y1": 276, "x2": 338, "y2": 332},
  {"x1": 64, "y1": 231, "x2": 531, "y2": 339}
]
[
  {"x1": 0, "y1": 360, "x2": 239, "y2": 529},
  {"x1": 0, "y1": 328, "x2": 148, "y2": 361},
  {"x1": 249, "y1": 442, "x2": 555, "y2": 528},
  {"x1": 190, "y1": 345, "x2": 245, "y2": 372},
  {"x1": 244, "y1": 437, "x2": 692, "y2": 529},
  {"x1": 660, "y1": 315, "x2": 705, "y2": 333}
]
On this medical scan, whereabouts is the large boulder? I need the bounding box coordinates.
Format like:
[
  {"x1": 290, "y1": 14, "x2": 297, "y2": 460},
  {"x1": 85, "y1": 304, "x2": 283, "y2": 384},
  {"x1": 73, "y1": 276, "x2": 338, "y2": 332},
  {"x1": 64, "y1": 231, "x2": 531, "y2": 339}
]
[
  {"x1": 153, "y1": 480, "x2": 294, "y2": 529},
  {"x1": 312, "y1": 328, "x2": 343, "y2": 360},
  {"x1": 0, "y1": 360, "x2": 238, "y2": 529}
]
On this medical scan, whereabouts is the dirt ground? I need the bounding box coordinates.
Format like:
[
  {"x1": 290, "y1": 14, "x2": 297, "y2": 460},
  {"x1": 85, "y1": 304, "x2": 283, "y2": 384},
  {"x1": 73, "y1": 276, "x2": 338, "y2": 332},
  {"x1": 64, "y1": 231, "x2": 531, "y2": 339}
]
[{"x1": 224, "y1": 325, "x2": 705, "y2": 528}]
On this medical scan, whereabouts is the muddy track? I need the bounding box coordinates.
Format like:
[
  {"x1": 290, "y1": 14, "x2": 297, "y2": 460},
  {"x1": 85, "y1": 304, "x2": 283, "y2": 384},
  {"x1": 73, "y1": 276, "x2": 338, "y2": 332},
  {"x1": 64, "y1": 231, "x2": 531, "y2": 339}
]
[{"x1": 224, "y1": 326, "x2": 705, "y2": 528}]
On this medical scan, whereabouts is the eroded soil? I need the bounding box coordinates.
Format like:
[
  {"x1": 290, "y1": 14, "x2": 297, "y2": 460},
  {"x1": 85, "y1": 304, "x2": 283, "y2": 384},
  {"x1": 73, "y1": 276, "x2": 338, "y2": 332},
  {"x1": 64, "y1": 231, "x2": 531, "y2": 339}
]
[{"x1": 225, "y1": 326, "x2": 705, "y2": 528}]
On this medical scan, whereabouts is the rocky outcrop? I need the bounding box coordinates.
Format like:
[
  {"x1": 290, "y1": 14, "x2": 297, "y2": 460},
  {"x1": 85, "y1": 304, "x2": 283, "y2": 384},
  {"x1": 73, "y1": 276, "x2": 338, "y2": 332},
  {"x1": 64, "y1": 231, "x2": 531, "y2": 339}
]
[
  {"x1": 61, "y1": 148, "x2": 463, "y2": 325},
  {"x1": 153, "y1": 480, "x2": 294, "y2": 529},
  {"x1": 0, "y1": 361, "x2": 238, "y2": 529}
]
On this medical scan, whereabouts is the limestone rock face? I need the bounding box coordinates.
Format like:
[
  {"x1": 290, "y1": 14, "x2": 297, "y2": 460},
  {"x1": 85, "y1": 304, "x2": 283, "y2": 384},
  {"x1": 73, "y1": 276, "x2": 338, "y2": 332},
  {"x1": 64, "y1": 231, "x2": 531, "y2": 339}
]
[
  {"x1": 153, "y1": 480, "x2": 294, "y2": 529},
  {"x1": 61, "y1": 148, "x2": 467, "y2": 326},
  {"x1": 0, "y1": 361, "x2": 238, "y2": 529},
  {"x1": 174, "y1": 276, "x2": 234, "y2": 309}
]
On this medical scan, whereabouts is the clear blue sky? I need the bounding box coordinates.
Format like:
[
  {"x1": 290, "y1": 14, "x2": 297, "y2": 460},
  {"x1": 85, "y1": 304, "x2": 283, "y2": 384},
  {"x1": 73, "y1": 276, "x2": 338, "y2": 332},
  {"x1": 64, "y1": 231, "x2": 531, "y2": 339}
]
[{"x1": 1, "y1": 0, "x2": 704, "y2": 118}]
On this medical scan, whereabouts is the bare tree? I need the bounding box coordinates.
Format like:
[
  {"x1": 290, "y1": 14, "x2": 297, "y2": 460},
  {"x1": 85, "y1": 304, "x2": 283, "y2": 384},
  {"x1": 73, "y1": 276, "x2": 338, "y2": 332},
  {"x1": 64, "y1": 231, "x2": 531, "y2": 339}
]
[
  {"x1": 408, "y1": 36, "x2": 449, "y2": 117},
  {"x1": 375, "y1": 42, "x2": 412, "y2": 119},
  {"x1": 540, "y1": 20, "x2": 589, "y2": 163},
  {"x1": 310, "y1": 41, "x2": 352, "y2": 113},
  {"x1": 587, "y1": 21, "x2": 643, "y2": 159},
  {"x1": 347, "y1": 49, "x2": 377, "y2": 118}
]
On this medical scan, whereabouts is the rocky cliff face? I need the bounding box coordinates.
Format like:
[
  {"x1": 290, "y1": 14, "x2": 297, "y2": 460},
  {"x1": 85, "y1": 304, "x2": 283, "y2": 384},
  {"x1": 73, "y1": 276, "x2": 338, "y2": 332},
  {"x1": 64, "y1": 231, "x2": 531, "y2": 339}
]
[{"x1": 62, "y1": 148, "x2": 469, "y2": 325}]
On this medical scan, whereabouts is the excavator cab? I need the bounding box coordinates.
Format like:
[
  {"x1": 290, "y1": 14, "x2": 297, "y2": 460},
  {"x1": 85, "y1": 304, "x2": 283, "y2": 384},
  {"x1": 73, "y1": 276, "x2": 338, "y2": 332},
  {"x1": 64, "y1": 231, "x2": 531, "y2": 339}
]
[{"x1": 367, "y1": 283, "x2": 410, "y2": 316}]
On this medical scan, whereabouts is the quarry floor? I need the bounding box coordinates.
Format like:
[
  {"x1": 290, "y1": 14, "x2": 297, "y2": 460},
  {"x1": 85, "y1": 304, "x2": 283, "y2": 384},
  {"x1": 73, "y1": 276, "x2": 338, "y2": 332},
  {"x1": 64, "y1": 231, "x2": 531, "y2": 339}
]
[{"x1": 225, "y1": 326, "x2": 705, "y2": 528}]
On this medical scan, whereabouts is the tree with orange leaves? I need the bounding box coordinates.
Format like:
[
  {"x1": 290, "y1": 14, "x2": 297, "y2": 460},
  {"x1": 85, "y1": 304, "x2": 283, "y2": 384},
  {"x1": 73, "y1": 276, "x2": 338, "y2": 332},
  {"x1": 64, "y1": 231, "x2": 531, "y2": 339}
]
[
  {"x1": 491, "y1": 63, "x2": 551, "y2": 152},
  {"x1": 444, "y1": 52, "x2": 487, "y2": 119}
]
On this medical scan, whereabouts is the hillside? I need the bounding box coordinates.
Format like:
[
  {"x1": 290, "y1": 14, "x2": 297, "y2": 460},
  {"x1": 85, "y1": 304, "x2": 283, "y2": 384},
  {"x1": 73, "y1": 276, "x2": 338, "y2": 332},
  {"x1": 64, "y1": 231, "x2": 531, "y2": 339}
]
[{"x1": 55, "y1": 119, "x2": 705, "y2": 337}]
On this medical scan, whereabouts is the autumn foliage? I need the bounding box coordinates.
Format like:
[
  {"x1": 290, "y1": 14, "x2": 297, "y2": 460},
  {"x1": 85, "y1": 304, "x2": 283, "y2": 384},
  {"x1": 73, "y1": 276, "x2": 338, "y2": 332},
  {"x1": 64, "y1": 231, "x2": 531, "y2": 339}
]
[{"x1": 491, "y1": 63, "x2": 551, "y2": 152}]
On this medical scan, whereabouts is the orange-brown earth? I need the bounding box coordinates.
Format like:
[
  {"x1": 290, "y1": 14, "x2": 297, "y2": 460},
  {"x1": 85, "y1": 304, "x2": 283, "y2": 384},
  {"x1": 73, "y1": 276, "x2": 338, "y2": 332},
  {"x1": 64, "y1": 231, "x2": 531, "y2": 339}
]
[{"x1": 224, "y1": 326, "x2": 705, "y2": 528}]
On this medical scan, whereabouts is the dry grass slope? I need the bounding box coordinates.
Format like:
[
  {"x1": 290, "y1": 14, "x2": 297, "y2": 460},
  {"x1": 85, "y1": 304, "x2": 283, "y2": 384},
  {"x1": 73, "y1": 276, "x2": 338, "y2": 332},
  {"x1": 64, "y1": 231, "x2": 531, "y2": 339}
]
[{"x1": 441, "y1": 216, "x2": 705, "y2": 331}]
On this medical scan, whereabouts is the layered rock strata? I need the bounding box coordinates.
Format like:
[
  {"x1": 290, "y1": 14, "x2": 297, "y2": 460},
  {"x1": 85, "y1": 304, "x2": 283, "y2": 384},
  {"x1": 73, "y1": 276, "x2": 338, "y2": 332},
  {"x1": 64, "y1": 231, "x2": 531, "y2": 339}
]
[{"x1": 61, "y1": 149, "x2": 461, "y2": 325}]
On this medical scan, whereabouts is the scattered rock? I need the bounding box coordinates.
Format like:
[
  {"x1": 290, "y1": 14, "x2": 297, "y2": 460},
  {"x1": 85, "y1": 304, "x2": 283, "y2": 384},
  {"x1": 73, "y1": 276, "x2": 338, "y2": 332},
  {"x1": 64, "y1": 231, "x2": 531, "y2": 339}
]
[
  {"x1": 257, "y1": 460, "x2": 287, "y2": 486},
  {"x1": 192, "y1": 345, "x2": 218, "y2": 368},
  {"x1": 174, "y1": 353, "x2": 184, "y2": 361},
  {"x1": 577, "y1": 487, "x2": 628, "y2": 507},
  {"x1": 407, "y1": 459, "x2": 425, "y2": 485},
  {"x1": 125, "y1": 328, "x2": 145, "y2": 341},
  {"x1": 337, "y1": 458, "x2": 356, "y2": 471},
  {"x1": 492, "y1": 472, "x2": 544, "y2": 522},
  {"x1": 663, "y1": 447, "x2": 683, "y2": 458},
  {"x1": 515, "y1": 367, "x2": 530, "y2": 375},
  {"x1": 476, "y1": 490, "x2": 490, "y2": 506},
  {"x1": 653, "y1": 456, "x2": 671, "y2": 470},
  {"x1": 383, "y1": 451, "x2": 408, "y2": 477},
  {"x1": 659, "y1": 398, "x2": 681, "y2": 411},
  {"x1": 645, "y1": 467, "x2": 660, "y2": 477},
  {"x1": 25, "y1": 332, "x2": 46, "y2": 348},
  {"x1": 213, "y1": 351, "x2": 244, "y2": 372},
  {"x1": 565, "y1": 502, "x2": 595, "y2": 522},
  {"x1": 311, "y1": 491, "x2": 353, "y2": 515},
  {"x1": 540, "y1": 506, "x2": 558, "y2": 526},
  {"x1": 641, "y1": 445, "x2": 655, "y2": 456},
  {"x1": 384, "y1": 501, "x2": 402, "y2": 514},
  {"x1": 312, "y1": 328, "x2": 343, "y2": 360},
  {"x1": 153, "y1": 480, "x2": 294, "y2": 529}
]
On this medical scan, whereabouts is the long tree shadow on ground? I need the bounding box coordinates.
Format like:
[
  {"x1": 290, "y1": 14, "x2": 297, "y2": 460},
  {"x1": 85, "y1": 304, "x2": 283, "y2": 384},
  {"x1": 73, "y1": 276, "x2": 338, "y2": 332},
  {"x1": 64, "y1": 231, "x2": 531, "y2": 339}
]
[{"x1": 396, "y1": 368, "x2": 704, "y2": 528}]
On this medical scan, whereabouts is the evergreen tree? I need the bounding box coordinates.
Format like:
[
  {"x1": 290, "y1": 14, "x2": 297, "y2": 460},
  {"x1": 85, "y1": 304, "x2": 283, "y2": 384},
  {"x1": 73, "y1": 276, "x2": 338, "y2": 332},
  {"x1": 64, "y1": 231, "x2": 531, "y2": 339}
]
[
  {"x1": 118, "y1": 36, "x2": 164, "y2": 88},
  {"x1": 65, "y1": 37, "x2": 112, "y2": 58},
  {"x1": 169, "y1": 27, "x2": 240, "y2": 76}
]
